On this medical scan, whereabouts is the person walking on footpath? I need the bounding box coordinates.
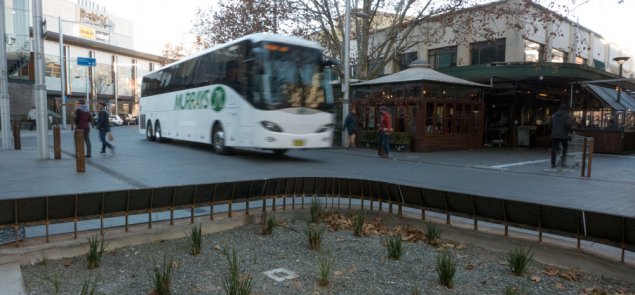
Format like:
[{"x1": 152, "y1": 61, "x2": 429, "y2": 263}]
[
  {"x1": 96, "y1": 102, "x2": 115, "y2": 155},
  {"x1": 550, "y1": 104, "x2": 571, "y2": 168},
  {"x1": 379, "y1": 106, "x2": 393, "y2": 158},
  {"x1": 343, "y1": 108, "x2": 357, "y2": 149},
  {"x1": 74, "y1": 101, "x2": 93, "y2": 158}
]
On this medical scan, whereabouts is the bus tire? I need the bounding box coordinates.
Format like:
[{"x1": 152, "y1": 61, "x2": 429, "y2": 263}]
[
  {"x1": 272, "y1": 149, "x2": 288, "y2": 156},
  {"x1": 146, "y1": 120, "x2": 155, "y2": 141},
  {"x1": 212, "y1": 124, "x2": 230, "y2": 155},
  {"x1": 155, "y1": 121, "x2": 165, "y2": 143}
]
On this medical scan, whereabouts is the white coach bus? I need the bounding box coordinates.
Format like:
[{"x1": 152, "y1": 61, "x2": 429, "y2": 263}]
[{"x1": 139, "y1": 33, "x2": 336, "y2": 155}]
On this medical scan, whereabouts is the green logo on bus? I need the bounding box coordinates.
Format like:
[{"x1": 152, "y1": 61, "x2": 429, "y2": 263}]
[
  {"x1": 174, "y1": 86, "x2": 225, "y2": 112},
  {"x1": 211, "y1": 87, "x2": 225, "y2": 112}
]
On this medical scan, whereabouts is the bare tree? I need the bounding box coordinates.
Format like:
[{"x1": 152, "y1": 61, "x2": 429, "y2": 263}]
[
  {"x1": 161, "y1": 42, "x2": 190, "y2": 64},
  {"x1": 191, "y1": 0, "x2": 298, "y2": 49}
]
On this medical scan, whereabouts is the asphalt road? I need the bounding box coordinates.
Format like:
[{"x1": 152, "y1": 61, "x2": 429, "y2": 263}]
[{"x1": 1, "y1": 126, "x2": 634, "y2": 217}]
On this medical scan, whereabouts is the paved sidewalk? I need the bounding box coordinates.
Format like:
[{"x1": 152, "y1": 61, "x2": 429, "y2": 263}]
[{"x1": 1, "y1": 128, "x2": 635, "y2": 293}]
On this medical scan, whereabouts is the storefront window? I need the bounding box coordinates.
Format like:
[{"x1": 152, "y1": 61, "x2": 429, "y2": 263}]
[
  {"x1": 550, "y1": 48, "x2": 567, "y2": 63},
  {"x1": 117, "y1": 56, "x2": 134, "y2": 97},
  {"x1": 471, "y1": 38, "x2": 506, "y2": 65},
  {"x1": 94, "y1": 51, "x2": 113, "y2": 96},
  {"x1": 524, "y1": 40, "x2": 542, "y2": 62},
  {"x1": 428, "y1": 46, "x2": 457, "y2": 69}
]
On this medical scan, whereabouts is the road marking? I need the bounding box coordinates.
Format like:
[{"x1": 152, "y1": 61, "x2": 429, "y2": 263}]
[{"x1": 488, "y1": 159, "x2": 549, "y2": 169}]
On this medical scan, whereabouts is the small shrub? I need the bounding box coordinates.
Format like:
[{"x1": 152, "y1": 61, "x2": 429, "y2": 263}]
[
  {"x1": 352, "y1": 211, "x2": 365, "y2": 237},
  {"x1": 387, "y1": 234, "x2": 404, "y2": 260},
  {"x1": 151, "y1": 257, "x2": 175, "y2": 295},
  {"x1": 80, "y1": 275, "x2": 98, "y2": 295},
  {"x1": 425, "y1": 222, "x2": 442, "y2": 246},
  {"x1": 310, "y1": 198, "x2": 324, "y2": 223},
  {"x1": 39, "y1": 254, "x2": 48, "y2": 266},
  {"x1": 86, "y1": 234, "x2": 107, "y2": 269},
  {"x1": 317, "y1": 251, "x2": 335, "y2": 287},
  {"x1": 507, "y1": 246, "x2": 534, "y2": 276},
  {"x1": 305, "y1": 223, "x2": 325, "y2": 251},
  {"x1": 436, "y1": 249, "x2": 456, "y2": 289},
  {"x1": 261, "y1": 213, "x2": 276, "y2": 235},
  {"x1": 188, "y1": 224, "x2": 203, "y2": 255},
  {"x1": 223, "y1": 247, "x2": 252, "y2": 295}
]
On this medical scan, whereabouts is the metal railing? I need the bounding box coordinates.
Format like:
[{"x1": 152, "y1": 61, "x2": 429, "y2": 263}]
[{"x1": 1, "y1": 177, "x2": 633, "y2": 262}]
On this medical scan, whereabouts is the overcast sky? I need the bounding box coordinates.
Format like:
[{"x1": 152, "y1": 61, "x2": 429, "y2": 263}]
[{"x1": 95, "y1": 0, "x2": 634, "y2": 57}]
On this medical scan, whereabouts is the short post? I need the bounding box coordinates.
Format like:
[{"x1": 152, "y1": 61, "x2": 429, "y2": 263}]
[
  {"x1": 12, "y1": 121, "x2": 21, "y2": 150},
  {"x1": 53, "y1": 125, "x2": 61, "y2": 159},
  {"x1": 586, "y1": 138, "x2": 593, "y2": 178},
  {"x1": 581, "y1": 137, "x2": 587, "y2": 177},
  {"x1": 74, "y1": 129, "x2": 85, "y2": 172}
]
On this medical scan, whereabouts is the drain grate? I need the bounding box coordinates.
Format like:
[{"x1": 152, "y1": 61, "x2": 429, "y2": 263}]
[{"x1": 263, "y1": 267, "x2": 298, "y2": 282}]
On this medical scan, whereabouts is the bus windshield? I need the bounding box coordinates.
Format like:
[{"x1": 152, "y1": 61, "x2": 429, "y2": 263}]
[{"x1": 255, "y1": 43, "x2": 333, "y2": 111}]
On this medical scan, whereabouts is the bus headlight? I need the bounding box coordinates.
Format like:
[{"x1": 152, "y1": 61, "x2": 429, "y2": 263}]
[
  {"x1": 261, "y1": 121, "x2": 283, "y2": 132},
  {"x1": 315, "y1": 123, "x2": 334, "y2": 133}
]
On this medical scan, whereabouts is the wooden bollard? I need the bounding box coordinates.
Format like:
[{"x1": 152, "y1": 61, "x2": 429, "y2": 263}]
[
  {"x1": 53, "y1": 126, "x2": 61, "y2": 159},
  {"x1": 74, "y1": 129, "x2": 85, "y2": 172},
  {"x1": 12, "y1": 121, "x2": 21, "y2": 150}
]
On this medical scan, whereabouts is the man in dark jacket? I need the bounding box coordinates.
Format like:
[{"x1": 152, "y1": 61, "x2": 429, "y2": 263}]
[
  {"x1": 74, "y1": 101, "x2": 93, "y2": 157},
  {"x1": 96, "y1": 102, "x2": 115, "y2": 154},
  {"x1": 550, "y1": 104, "x2": 571, "y2": 168}
]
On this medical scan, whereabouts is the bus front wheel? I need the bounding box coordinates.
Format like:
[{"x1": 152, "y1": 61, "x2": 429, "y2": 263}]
[
  {"x1": 212, "y1": 124, "x2": 229, "y2": 155},
  {"x1": 146, "y1": 121, "x2": 155, "y2": 141}
]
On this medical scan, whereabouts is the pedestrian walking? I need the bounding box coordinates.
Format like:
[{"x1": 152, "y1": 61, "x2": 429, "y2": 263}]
[
  {"x1": 343, "y1": 108, "x2": 357, "y2": 149},
  {"x1": 550, "y1": 104, "x2": 571, "y2": 168},
  {"x1": 96, "y1": 102, "x2": 116, "y2": 155},
  {"x1": 379, "y1": 106, "x2": 393, "y2": 158},
  {"x1": 74, "y1": 101, "x2": 93, "y2": 158}
]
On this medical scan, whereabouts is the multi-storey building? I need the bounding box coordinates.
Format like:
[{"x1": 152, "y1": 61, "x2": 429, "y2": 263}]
[
  {"x1": 350, "y1": 0, "x2": 634, "y2": 153},
  {"x1": 4, "y1": 0, "x2": 164, "y2": 125}
]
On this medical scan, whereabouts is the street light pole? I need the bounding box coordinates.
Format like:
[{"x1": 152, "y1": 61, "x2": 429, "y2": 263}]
[
  {"x1": 342, "y1": 0, "x2": 351, "y2": 147},
  {"x1": 613, "y1": 56, "x2": 630, "y2": 104},
  {"x1": 1, "y1": 0, "x2": 12, "y2": 150},
  {"x1": 58, "y1": 16, "x2": 67, "y2": 129},
  {"x1": 33, "y1": 0, "x2": 49, "y2": 159}
]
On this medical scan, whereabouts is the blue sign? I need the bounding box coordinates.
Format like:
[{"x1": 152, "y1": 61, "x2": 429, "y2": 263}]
[{"x1": 77, "y1": 57, "x2": 96, "y2": 67}]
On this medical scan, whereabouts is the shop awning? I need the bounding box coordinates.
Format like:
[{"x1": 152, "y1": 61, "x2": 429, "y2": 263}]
[{"x1": 586, "y1": 84, "x2": 627, "y2": 111}]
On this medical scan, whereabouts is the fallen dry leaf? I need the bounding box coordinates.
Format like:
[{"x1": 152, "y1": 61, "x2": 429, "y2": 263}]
[
  {"x1": 559, "y1": 271, "x2": 578, "y2": 281},
  {"x1": 456, "y1": 244, "x2": 466, "y2": 250},
  {"x1": 213, "y1": 245, "x2": 221, "y2": 251},
  {"x1": 544, "y1": 266, "x2": 559, "y2": 276},
  {"x1": 464, "y1": 264, "x2": 475, "y2": 270},
  {"x1": 555, "y1": 282, "x2": 565, "y2": 290},
  {"x1": 531, "y1": 275, "x2": 541, "y2": 283}
]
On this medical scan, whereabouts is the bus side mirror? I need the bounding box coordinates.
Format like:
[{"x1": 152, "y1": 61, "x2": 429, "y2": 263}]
[{"x1": 322, "y1": 59, "x2": 339, "y2": 67}]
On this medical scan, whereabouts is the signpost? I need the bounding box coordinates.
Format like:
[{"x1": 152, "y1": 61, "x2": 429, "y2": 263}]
[{"x1": 77, "y1": 57, "x2": 96, "y2": 110}]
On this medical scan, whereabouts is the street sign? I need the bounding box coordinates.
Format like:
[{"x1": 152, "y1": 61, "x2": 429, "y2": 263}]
[{"x1": 77, "y1": 57, "x2": 96, "y2": 67}]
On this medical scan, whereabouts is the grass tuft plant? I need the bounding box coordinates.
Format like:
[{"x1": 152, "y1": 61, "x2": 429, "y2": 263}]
[
  {"x1": 305, "y1": 223, "x2": 325, "y2": 251},
  {"x1": 425, "y1": 222, "x2": 442, "y2": 246},
  {"x1": 310, "y1": 198, "x2": 324, "y2": 223},
  {"x1": 507, "y1": 246, "x2": 534, "y2": 276},
  {"x1": 317, "y1": 250, "x2": 335, "y2": 287},
  {"x1": 80, "y1": 275, "x2": 98, "y2": 295},
  {"x1": 436, "y1": 249, "x2": 457, "y2": 289},
  {"x1": 387, "y1": 234, "x2": 404, "y2": 260},
  {"x1": 86, "y1": 234, "x2": 107, "y2": 269},
  {"x1": 504, "y1": 285, "x2": 530, "y2": 295},
  {"x1": 223, "y1": 247, "x2": 252, "y2": 295},
  {"x1": 46, "y1": 274, "x2": 60, "y2": 294},
  {"x1": 261, "y1": 213, "x2": 277, "y2": 235},
  {"x1": 151, "y1": 257, "x2": 175, "y2": 295},
  {"x1": 410, "y1": 282, "x2": 422, "y2": 295},
  {"x1": 187, "y1": 224, "x2": 203, "y2": 255},
  {"x1": 352, "y1": 211, "x2": 365, "y2": 237}
]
